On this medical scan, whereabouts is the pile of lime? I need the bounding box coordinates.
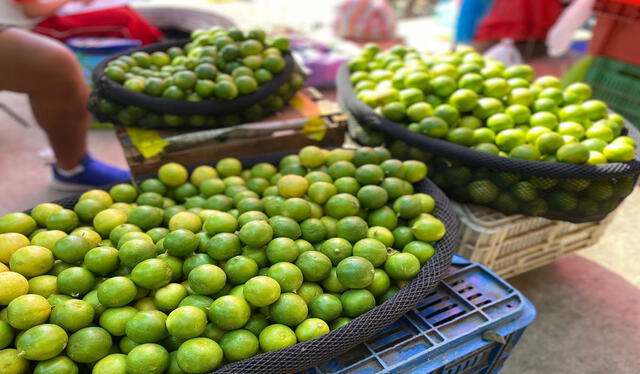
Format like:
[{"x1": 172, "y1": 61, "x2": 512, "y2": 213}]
[
  {"x1": 105, "y1": 27, "x2": 291, "y2": 101},
  {"x1": 94, "y1": 26, "x2": 306, "y2": 129},
  {"x1": 0, "y1": 146, "x2": 446, "y2": 373},
  {"x1": 92, "y1": 68, "x2": 304, "y2": 129},
  {"x1": 349, "y1": 44, "x2": 637, "y2": 164}
]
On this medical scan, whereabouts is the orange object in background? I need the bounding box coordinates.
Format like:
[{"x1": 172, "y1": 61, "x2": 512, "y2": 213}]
[{"x1": 589, "y1": 0, "x2": 640, "y2": 65}]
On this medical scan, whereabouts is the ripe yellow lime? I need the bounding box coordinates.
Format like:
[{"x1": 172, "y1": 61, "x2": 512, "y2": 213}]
[
  {"x1": 0, "y1": 271, "x2": 29, "y2": 305},
  {"x1": 277, "y1": 175, "x2": 309, "y2": 198},
  {"x1": 0, "y1": 233, "x2": 29, "y2": 264},
  {"x1": 80, "y1": 190, "x2": 114, "y2": 207},
  {"x1": 158, "y1": 163, "x2": 189, "y2": 187}
]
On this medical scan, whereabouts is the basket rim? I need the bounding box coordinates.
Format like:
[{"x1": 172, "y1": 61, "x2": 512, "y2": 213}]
[
  {"x1": 337, "y1": 64, "x2": 640, "y2": 179},
  {"x1": 92, "y1": 39, "x2": 296, "y2": 116}
]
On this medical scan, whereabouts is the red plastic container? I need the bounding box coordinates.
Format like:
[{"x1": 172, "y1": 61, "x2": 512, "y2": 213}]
[{"x1": 589, "y1": 0, "x2": 640, "y2": 65}]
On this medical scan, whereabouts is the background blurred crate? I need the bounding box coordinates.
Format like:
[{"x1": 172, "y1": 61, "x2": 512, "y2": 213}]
[
  {"x1": 454, "y1": 203, "x2": 616, "y2": 279},
  {"x1": 304, "y1": 255, "x2": 536, "y2": 374},
  {"x1": 585, "y1": 56, "x2": 640, "y2": 128},
  {"x1": 590, "y1": 0, "x2": 640, "y2": 66}
]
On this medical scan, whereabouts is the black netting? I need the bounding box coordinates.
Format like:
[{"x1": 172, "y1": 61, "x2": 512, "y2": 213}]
[
  {"x1": 92, "y1": 40, "x2": 296, "y2": 116},
  {"x1": 40, "y1": 151, "x2": 459, "y2": 374},
  {"x1": 337, "y1": 64, "x2": 640, "y2": 223}
]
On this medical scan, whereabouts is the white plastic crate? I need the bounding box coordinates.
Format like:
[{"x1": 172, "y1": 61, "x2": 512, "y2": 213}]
[{"x1": 454, "y1": 203, "x2": 616, "y2": 279}]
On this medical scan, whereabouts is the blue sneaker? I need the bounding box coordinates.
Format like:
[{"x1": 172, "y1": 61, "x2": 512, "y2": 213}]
[{"x1": 51, "y1": 154, "x2": 131, "y2": 191}]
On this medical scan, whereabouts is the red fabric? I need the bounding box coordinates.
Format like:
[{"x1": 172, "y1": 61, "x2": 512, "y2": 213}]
[
  {"x1": 32, "y1": 6, "x2": 162, "y2": 45},
  {"x1": 13, "y1": 0, "x2": 37, "y2": 2},
  {"x1": 474, "y1": 0, "x2": 563, "y2": 42}
]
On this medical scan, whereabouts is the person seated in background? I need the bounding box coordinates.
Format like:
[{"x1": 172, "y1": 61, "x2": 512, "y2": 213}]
[
  {"x1": 1, "y1": 0, "x2": 161, "y2": 44},
  {"x1": 0, "y1": 25, "x2": 130, "y2": 190}
]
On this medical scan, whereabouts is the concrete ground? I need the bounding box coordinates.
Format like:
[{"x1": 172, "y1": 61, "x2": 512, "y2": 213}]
[{"x1": 1, "y1": 1, "x2": 639, "y2": 372}]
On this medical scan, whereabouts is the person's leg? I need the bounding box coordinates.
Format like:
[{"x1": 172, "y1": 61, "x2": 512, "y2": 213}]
[
  {"x1": 0, "y1": 27, "x2": 87, "y2": 169},
  {"x1": 0, "y1": 28, "x2": 129, "y2": 189}
]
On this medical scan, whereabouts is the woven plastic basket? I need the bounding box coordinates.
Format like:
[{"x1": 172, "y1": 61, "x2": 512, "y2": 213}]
[
  {"x1": 337, "y1": 64, "x2": 640, "y2": 223},
  {"x1": 91, "y1": 40, "x2": 296, "y2": 116},
  {"x1": 40, "y1": 150, "x2": 459, "y2": 374}
]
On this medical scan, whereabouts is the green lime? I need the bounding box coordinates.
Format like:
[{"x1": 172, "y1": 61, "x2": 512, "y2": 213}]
[
  {"x1": 330, "y1": 317, "x2": 352, "y2": 330},
  {"x1": 208, "y1": 295, "x2": 251, "y2": 330},
  {"x1": 0, "y1": 320, "x2": 13, "y2": 349},
  {"x1": 368, "y1": 207, "x2": 398, "y2": 230},
  {"x1": 27, "y1": 275, "x2": 57, "y2": 298},
  {"x1": 162, "y1": 229, "x2": 198, "y2": 257},
  {"x1": 188, "y1": 264, "x2": 226, "y2": 295},
  {"x1": 99, "y1": 306, "x2": 138, "y2": 336},
  {"x1": 166, "y1": 306, "x2": 207, "y2": 339},
  {"x1": 127, "y1": 206, "x2": 163, "y2": 231},
  {"x1": 335, "y1": 216, "x2": 368, "y2": 243},
  {"x1": 280, "y1": 198, "x2": 311, "y2": 222},
  {"x1": 66, "y1": 327, "x2": 112, "y2": 363},
  {"x1": 267, "y1": 262, "x2": 304, "y2": 292},
  {"x1": 153, "y1": 283, "x2": 187, "y2": 312},
  {"x1": 295, "y1": 318, "x2": 330, "y2": 342},
  {"x1": 125, "y1": 310, "x2": 168, "y2": 343},
  {"x1": 16, "y1": 323, "x2": 67, "y2": 360},
  {"x1": 259, "y1": 324, "x2": 296, "y2": 352},
  {"x1": 205, "y1": 233, "x2": 241, "y2": 261},
  {"x1": 224, "y1": 255, "x2": 258, "y2": 284},
  {"x1": 52, "y1": 235, "x2": 89, "y2": 264},
  {"x1": 295, "y1": 250, "x2": 332, "y2": 281},
  {"x1": 321, "y1": 267, "x2": 347, "y2": 293},
  {"x1": 175, "y1": 338, "x2": 223, "y2": 373},
  {"x1": 384, "y1": 252, "x2": 421, "y2": 280},
  {"x1": 367, "y1": 226, "x2": 394, "y2": 247},
  {"x1": 352, "y1": 238, "x2": 387, "y2": 267},
  {"x1": 336, "y1": 256, "x2": 375, "y2": 288},
  {"x1": 340, "y1": 289, "x2": 375, "y2": 317},
  {"x1": 126, "y1": 343, "x2": 169, "y2": 374},
  {"x1": 118, "y1": 239, "x2": 157, "y2": 268},
  {"x1": 131, "y1": 258, "x2": 172, "y2": 289},
  {"x1": 97, "y1": 276, "x2": 137, "y2": 307},
  {"x1": 50, "y1": 299, "x2": 94, "y2": 332},
  {"x1": 243, "y1": 276, "x2": 281, "y2": 307},
  {"x1": 178, "y1": 295, "x2": 214, "y2": 313},
  {"x1": 137, "y1": 192, "x2": 164, "y2": 208},
  {"x1": 93, "y1": 209, "x2": 128, "y2": 237},
  {"x1": 604, "y1": 143, "x2": 635, "y2": 162},
  {"x1": 557, "y1": 143, "x2": 590, "y2": 164},
  {"x1": 366, "y1": 268, "x2": 391, "y2": 296},
  {"x1": 403, "y1": 241, "x2": 435, "y2": 265},
  {"x1": 45, "y1": 209, "x2": 79, "y2": 233},
  {"x1": 266, "y1": 237, "x2": 298, "y2": 263},
  {"x1": 536, "y1": 132, "x2": 564, "y2": 155},
  {"x1": 270, "y1": 292, "x2": 308, "y2": 326},
  {"x1": 56, "y1": 267, "x2": 94, "y2": 297},
  {"x1": 33, "y1": 355, "x2": 79, "y2": 374},
  {"x1": 0, "y1": 349, "x2": 29, "y2": 373},
  {"x1": 92, "y1": 353, "x2": 126, "y2": 374},
  {"x1": 219, "y1": 329, "x2": 259, "y2": 363},
  {"x1": 239, "y1": 220, "x2": 273, "y2": 247},
  {"x1": 308, "y1": 294, "x2": 342, "y2": 322}
]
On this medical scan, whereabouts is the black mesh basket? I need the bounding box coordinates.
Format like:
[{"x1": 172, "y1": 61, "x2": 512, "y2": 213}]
[
  {"x1": 91, "y1": 40, "x2": 296, "y2": 116},
  {"x1": 40, "y1": 151, "x2": 459, "y2": 374},
  {"x1": 337, "y1": 64, "x2": 640, "y2": 223}
]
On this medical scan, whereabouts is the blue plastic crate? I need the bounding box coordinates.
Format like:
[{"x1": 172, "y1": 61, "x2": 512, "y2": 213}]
[{"x1": 304, "y1": 255, "x2": 536, "y2": 374}]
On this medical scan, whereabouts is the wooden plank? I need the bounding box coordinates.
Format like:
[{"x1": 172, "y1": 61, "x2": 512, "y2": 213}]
[{"x1": 127, "y1": 124, "x2": 345, "y2": 176}]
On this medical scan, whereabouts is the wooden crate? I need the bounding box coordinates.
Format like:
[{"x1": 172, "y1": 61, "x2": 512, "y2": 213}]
[{"x1": 114, "y1": 88, "x2": 347, "y2": 176}]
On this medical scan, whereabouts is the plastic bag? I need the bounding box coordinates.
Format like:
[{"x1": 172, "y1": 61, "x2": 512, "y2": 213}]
[
  {"x1": 483, "y1": 39, "x2": 523, "y2": 66},
  {"x1": 546, "y1": 0, "x2": 596, "y2": 57}
]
